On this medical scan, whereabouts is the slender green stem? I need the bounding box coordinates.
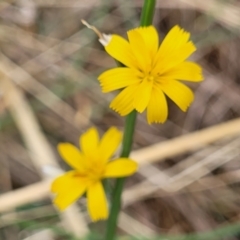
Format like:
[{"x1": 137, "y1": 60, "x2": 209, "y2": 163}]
[
  {"x1": 140, "y1": 0, "x2": 156, "y2": 27},
  {"x1": 105, "y1": 1, "x2": 156, "y2": 239},
  {"x1": 120, "y1": 111, "x2": 138, "y2": 158},
  {"x1": 105, "y1": 111, "x2": 137, "y2": 240}
]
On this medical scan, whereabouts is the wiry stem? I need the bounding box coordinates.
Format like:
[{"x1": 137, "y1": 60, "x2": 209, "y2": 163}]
[{"x1": 105, "y1": 1, "x2": 156, "y2": 240}]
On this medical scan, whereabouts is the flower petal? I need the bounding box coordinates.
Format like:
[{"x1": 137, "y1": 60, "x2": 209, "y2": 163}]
[
  {"x1": 153, "y1": 25, "x2": 196, "y2": 74},
  {"x1": 133, "y1": 79, "x2": 153, "y2": 113},
  {"x1": 136, "y1": 26, "x2": 159, "y2": 58},
  {"x1": 80, "y1": 127, "x2": 99, "y2": 158},
  {"x1": 99, "y1": 127, "x2": 122, "y2": 163},
  {"x1": 110, "y1": 84, "x2": 138, "y2": 116},
  {"x1": 105, "y1": 35, "x2": 137, "y2": 69},
  {"x1": 161, "y1": 62, "x2": 203, "y2": 82},
  {"x1": 58, "y1": 143, "x2": 84, "y2": 171},
  {"x1": 103, "y1": 158, "x2": 138, "y2": 178},
  {"x1": 98, "y1": 68, "x2": 140, "y2": 93},
  {"x1": 160, "y1": 80, "x2": 194, "y2": 112},
  {"x1": 87, "y1": 182, "x2": 108, "y2": 221},
  {"x1": 147, "y1": 85, "x2": 168, "y2": 124},
  {"x1": 51, "y1": 171, "x2": 78, "y2": 193},
  {"x1": 127, "y1": 28, "x2": 151, "y2": 72},
  {"x1": 53, "y1": 187, "x2": 87, "y2": 211},
  {"x1": 52, "y1": 173, "x2": 88, "y2": 210}
]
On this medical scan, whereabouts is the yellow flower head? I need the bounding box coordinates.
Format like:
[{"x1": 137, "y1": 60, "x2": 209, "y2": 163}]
[
  {"x1": 98, "y1": 25, "x2": 203, "y2": 124},
  {"x1": 51, "y1": 127, "x2": 137, "y2": 221}
]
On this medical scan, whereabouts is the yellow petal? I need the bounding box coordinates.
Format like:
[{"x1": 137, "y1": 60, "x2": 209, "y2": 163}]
[
  {"x1": 51, "y1": 171, "x2": 78, "y2": 193},
  {"x1": 52, "y1": 173, "x2": 88, "y2": 210},
  {"x1": 156, "y1": 25, "x2": 192, "y2": 58},
  {"x1": 80, "y1": 127, "x2": 99, "y2": 158},
  {"x1": 53, "y1": 185, "x2": 87, "y2": 211},
  {"x1": 161, "y1": 62, "x2": 203, "y2": 82},
  {"x1": 87, "y1": 182, "x2": 108, "y2": 221},
  {"x1": 147, "y1": 85, "x2": 168, "y2": 124},
  {"x1": 98, "y1": 68, "x2": 141, "y2": 93},
  {"x1": 110, "y1": 84, "x2": 138, "y2": 116},
  {"x1": 153, "y1": 25, "x2": 196, "y2": 74},
  {"x1": 99, "y1": 127, "x2": 122, "y2": 163},
  {"x1": 133, "y1": 79, "x2": 153, "y2": 113},
  {"x1": 127, "y1": 28, "x2": 151, "y2": 72},
  {"x1": 135, "y1": 26, "x2": 159, "y2": 58},
  {"x1": 103, "y1": 158, "x2": 138, "y2": 178},
  {"x1": 160, "y1": 80, "x2": 194, "y2": 112},
  {"x1": 105, "y1": 35, "x2": 137, "y2": 69},
  {"x1": 58, "y1": 143, "x2": 84, "y2": 171}
]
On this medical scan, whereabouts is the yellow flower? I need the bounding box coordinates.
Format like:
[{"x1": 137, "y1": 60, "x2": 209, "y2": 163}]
[
  {"x1": 98, "y1": 25, "x2": 203, "y2": 124},
  {"x1": 51, "y1": 127, "x2": 137, "y2": 221}
]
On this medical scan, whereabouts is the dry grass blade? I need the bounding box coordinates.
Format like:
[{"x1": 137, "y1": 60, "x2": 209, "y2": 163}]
[
  {"x1": 0, "y1": 180, "x2": 51, "y2": 213},
  {"x1": 29, "y1": 0, "x2": 100, "y2": 8},
  {"x1": 0, "y1": 53, "x2": 80, "y2": 128},
  {"x1": 119, "y1": 213, "x2": 156, "y2": 237},
  {"x1": 124, "y1": 135, "x2": 240, "y2": 206},
  {"x1": 131, "y1": 118, "x2": 240, "y2": 165}
]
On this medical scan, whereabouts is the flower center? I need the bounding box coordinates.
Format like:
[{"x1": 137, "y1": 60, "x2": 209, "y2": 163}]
[
  {"x1": 87, "y1": 165, "x2": 105, "y2": 182},
  {"x1": 147, "y1": 75, "x2": 154, "y2": 82},
  {"x1": 141, "y1": 72, "x2": 156, "y2": 84},
  {"x1": 74, "y1": 161, "x2": 105, "y2": 183}
]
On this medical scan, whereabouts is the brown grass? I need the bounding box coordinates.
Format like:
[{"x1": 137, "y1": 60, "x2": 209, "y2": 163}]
[{"x1": 1, "y1": 0, "x2": 240, "y2": 239}]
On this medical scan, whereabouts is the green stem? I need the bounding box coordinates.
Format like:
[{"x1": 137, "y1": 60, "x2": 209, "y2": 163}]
[
  {"x1": 105, "y1": 111, "x2": 137, "y2": 240},
  {"x1": 120, "y1": 110, "x2": 138, "y2": 158},
  {"x1": 140, "y1": 0, "x2": 156, "y2": 26},
  {"x1": 105, "y1": 1, "x2": 156, "y2": 239}
]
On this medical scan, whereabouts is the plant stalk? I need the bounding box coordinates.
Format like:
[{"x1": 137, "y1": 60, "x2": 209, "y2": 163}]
[
  {"x1": 105, "y1": 111, "x2": 137, "y2": 240},
  {"x1": 105, "y1": 1, "x2": 156, "y2": 239},
  {"x1": 140, "y1": 0, "x2": 156, "y2": 26}
]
